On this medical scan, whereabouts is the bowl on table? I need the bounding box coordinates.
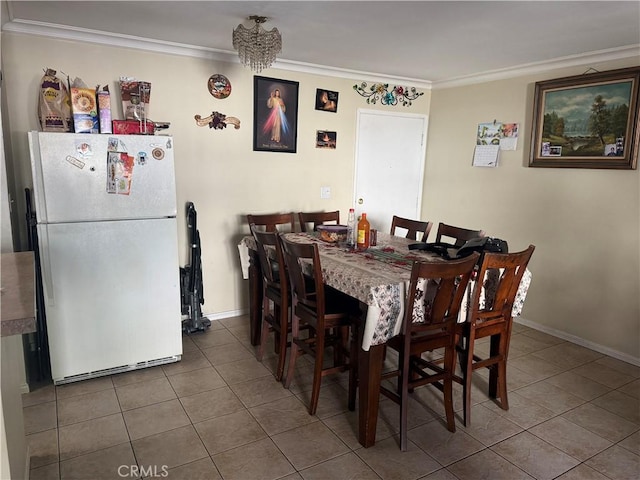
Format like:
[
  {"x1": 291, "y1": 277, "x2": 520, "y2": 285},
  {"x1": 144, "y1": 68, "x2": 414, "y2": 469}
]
[{"x1": 316, "y1": 225, "x2": 349, "y2": 243}]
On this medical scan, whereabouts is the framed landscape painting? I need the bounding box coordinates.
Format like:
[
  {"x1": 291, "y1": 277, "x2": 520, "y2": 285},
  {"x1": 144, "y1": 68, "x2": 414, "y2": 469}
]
[
  {"x1": 529, "y1": 67, "x2": 639, "y2": 169},
  {"x1": 253, "y1": 76, "x2": 299, "y2": 153}
]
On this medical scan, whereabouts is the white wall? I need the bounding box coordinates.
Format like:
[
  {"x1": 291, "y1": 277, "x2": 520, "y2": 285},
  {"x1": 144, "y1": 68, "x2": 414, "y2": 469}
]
[{"x1": 424, "y1": 59, "x2": 640, "y2": 362}]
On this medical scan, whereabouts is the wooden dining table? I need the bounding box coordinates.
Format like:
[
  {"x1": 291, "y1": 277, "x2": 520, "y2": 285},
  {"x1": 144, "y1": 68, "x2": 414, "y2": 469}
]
[{"x1": 238, "y1": 231, "x2": 531, "y2": 447}]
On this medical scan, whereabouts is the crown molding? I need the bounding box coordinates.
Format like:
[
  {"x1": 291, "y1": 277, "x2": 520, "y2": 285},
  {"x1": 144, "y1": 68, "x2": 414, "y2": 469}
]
[
  {"x1": 433, "y1": 44, "x2": 640, "y2": 89},
  {"x1": 1, "y1": 19, "x2": 433, "y2": 89},
  {"x1": 4, "y1": 19, "x2": 638, "y2": 90}
]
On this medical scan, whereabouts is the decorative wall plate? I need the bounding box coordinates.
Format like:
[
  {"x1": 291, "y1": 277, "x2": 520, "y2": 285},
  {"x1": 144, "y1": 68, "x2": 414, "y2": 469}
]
[{"x1": 208, "y1": 74, "x2": 232, "y2": 99}]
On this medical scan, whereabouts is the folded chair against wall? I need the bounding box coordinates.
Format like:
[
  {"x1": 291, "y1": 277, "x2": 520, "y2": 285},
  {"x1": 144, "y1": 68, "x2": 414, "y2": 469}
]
[
  {"x1": 455, "y1": 245, "x2": 535, "y2": 427},
  {"x1": 435, "y1": 222, "x2": 485, "y2": 247},
  {"x1": 390, "y1": 215, "x2": 433, "y2": 241},
  {"x1": 298, "y1": 210, "x2": 340, "y2": 232},
  {"x1": 250, "y1": 226, "x2": 291, "y2": 381},
  {"x1": 280, "y1": 236, "x2": 361, "y2": 415},
  {"x1": 378, "y1": 253, "x2": 479, "y2": 451}
]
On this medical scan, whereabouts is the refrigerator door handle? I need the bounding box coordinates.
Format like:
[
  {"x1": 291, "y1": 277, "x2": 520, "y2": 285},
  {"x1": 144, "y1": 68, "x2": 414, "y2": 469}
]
[{"x1": 38, "y1": 227, "x2": 56, "y2": 306}]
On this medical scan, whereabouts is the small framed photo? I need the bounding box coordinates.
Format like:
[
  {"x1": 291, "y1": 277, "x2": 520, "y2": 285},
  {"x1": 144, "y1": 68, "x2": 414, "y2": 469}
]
[
  {"x1": 529, "y1": 66, "x2": 639, "y2": 169},
  {"x1": 316, "y1": 130, "x2": 336, "y2": 149},
  {"x1": 253, "y1": 76, "x2": 299, "y2": 153},
  {"x1": 315, "y1": 89, "x2": 338, "y2": 113}
]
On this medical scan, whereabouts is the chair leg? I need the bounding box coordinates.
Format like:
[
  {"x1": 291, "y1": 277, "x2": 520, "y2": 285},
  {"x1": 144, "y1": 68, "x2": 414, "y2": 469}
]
[
  {"x1": 461, "y1": 335, "x2": 474, "y2": 427},
  {"x1": 284, "y1": 313, "x2": 301, "y2": 389},
  {"x1": 488, "y1": 334, "x2": 500, "y2": 399},
  {"x1": 256, "y1": 295, "x2": 270, "y2": 362},
  {"x1": 443, "y1": 346, "x2": 456, "y2": 433},
  {"x1": 308, "y1": 330, "x2": 325, "y2": 416},
  {"x1": 275, "y1": 304, "x2": 288, "y2": 382},
  {"x1": 399, "y1": 348, "x2": 410, "y2": 451}
]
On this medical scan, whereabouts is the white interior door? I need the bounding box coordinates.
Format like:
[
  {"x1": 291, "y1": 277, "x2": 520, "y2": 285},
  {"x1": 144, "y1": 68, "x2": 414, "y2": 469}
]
[{"x1": 354, "y1": 110, "x2": 427, "y2": 234}]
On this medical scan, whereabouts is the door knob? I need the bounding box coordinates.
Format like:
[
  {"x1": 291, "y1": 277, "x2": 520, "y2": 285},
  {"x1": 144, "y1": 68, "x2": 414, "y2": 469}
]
[{"x1": 358, "y1": 198, "x2": 363, "y2": 204}]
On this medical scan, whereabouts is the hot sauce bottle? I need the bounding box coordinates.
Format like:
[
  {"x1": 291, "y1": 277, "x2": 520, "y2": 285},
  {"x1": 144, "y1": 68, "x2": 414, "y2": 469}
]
[{"x1": 357, "y1": 213, "x2": 370, "y2": 250}]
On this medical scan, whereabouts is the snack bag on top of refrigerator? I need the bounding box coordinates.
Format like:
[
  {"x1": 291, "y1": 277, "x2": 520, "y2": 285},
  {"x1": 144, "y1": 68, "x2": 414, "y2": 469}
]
[
  {"x1": 119, "y1": 77, "x2": 151, "y2": 122},
  {"x1": 38, "y1": 68, "x2": 72, "y2": 132}
]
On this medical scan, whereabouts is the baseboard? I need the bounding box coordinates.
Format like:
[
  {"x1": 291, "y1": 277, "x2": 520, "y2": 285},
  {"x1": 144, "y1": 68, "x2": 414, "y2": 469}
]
[
  {"x1": 515, "y1": 317, "x2": 640, "y2": 367},
  {"x1": 203, "y1": 309, "x2": 247, "y2": 322}
]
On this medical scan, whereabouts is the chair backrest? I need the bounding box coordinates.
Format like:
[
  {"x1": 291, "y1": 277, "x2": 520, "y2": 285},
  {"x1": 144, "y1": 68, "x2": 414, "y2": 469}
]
[
  {"x1": 250, "y1": 225, "x2": 288, "y2": 294},
  {"x1": 280, "y1": 236, "x2": 326, "y2": 319},
  {"x1": 435, "y1": 222, "x2": 485, "y2": 247},
  {"x1": 405, "y1": 254, "x2": 479, "y2": 337},
  {"x1": 467, "y1": 245, "x2": 535, "y2": 325},
  {"x1": 390, "y1": 215, "x2": 433, "y2": 241},
  {"x1": 298, "y1": 211, "x2": 340, "y2": 232},
  {"x1": 247, "y1": 212, "x2": 295, "y2": 232}
]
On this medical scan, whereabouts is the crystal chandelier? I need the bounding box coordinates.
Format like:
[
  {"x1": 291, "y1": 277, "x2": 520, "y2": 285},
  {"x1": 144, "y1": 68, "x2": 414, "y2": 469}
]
[{"x1": 232, "y1": 16, "x2": 282, "y2": 73}]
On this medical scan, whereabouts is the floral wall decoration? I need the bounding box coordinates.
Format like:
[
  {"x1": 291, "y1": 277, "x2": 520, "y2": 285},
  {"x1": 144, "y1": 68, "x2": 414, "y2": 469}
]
[{"x1": 353, "y1": 82, "x2": 424, "y2": 107}]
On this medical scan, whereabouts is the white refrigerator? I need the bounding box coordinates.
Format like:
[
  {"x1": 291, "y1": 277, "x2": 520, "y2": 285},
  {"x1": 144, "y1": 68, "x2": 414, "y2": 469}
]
[{"x1": 29, "y1": 131, "x2": 182, "y2": 384}]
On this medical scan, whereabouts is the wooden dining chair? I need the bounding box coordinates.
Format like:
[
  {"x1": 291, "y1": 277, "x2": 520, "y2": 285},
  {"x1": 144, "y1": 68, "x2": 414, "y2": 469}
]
[
  {"x1": 280, "y1": 235, "x2": 361, "y2": 415},
  {"x1": 435, "y1": 222, "x2": 485, "y2": 247},
  {"x1": 246, "y1": 212, "x2": 296, "y2": 232},
  {"x1": 250, "y1": 226, "x2": 291, "y2": 381},
  {"x1": 298, "y1": 210, "x2": 340, "y2": 232},
  {"x1": 455, "y1": 245, "x2": 535, "y2": 427},
  {"x1": 378, "y1": 253, "x2": 479, "y2": 451},
  {"x1": 390, "y1": 215, "x2": 433, "y2": 241}
]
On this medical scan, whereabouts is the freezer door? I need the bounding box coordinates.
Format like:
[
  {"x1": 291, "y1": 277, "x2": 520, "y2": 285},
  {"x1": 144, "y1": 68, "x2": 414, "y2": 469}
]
[
  {"x1": 38, "y1": 217, "x2": 182, "y2": 382},
  {"x1": 29, "y1": 131, "x2": 177, "y2": 223}
]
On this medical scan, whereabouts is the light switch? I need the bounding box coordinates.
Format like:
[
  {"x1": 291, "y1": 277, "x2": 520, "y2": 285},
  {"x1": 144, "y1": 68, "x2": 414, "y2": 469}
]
[{"x1": 320, "y1": 186, "x2": 331, "y2": 199}]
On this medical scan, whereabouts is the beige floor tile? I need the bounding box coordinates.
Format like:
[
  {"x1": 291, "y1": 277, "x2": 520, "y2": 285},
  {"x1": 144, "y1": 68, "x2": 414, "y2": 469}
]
[
  {"x1": 57, "y1": 388, "x2": 120, "y2": 426},
  {"x1": 459, "y1": 403, "x2": 523, "y2": 446},
  {"x1": 561, "y1": 403, "x2": 639, "y2": 442},
  {"x1": 115, "y1": 377, "x2": 176, "y2": 411},
  {"x1": 554, "y1": 464, "x2": 611, "y2": 480},
  {"x1": 180, "y1": 386, "x2": 245, "y2": 423},
  {"x1": 481, "y1": 391, "x2": 556, "y2": 429},
  {"x1": 55, "y1": 377, "x2": 114, "y2": 400},
  {"x1": 585, "y1": 445, "x2": 640, "y2": 480},
  {"x1": 59, "y1": 442, "x2": 135, "y2": 480},
  {"x1": 618, "y1": 379, "x2": 640, "y2": 399},
  {"x1": 166, "y1": 366, "x2": 226, "y2": 397},
  {"x1": 23, "y1": 384, "x2": 56, "y2": 407},
  {"x1": 230, "y1": 375, "x2": 293, "y2": 408},
  {"x1": 110, "y1": 365, "x2": 166, "y2": 388},
  {"x1": 590, "y1": 390, "x2": 640, "y2": 424},
  {"x1": 194, "y1": 409, "x2": 267, "y2": 455},
  {"x1": 181, "y1": 334, "x2": 199, "y2": 352},
  {"x1": 27, "y1": 428, "x2": 59, "y2": 468},
  {"x1": 250, "y1": 395, "x2": 317, "y2": 436},
  {"x1": 295, "y1": 382, "x2": 350, "y2": 420},
  {"x1": 509, "y1": 354, "x2": 569, "y2": 380},
  {"x1": 163, "y1": 457, "x2": 221, "y2": 480},
  {"x1": 492, "y1": 431, "x2": 580, "y2": 480},
  {"x1": 161, "y1": 349, "x2": 211, "y2": 376},
  {"x1": 123, "y1": 399, "x2": 190, "y2": 440},
  {"x1": 571, "y1": 362, "x2": 636, "y2": 389},
  {"x1": 299, "y1": 451, "x2": 378, "y2": 479},
  {"x1": 201, "y1": 340, "x2": 254, "y2": 366},
  {"x1": 132, "y1": 424, "x2": 208, "y2": 470},
  {"x1": 58, "y1": 413, "x2": 129, "y2": 461},
  {"x1": 518, "y1": 329, "x2": 566, "y2": 346},
  {"x1": 191, "y1": 328, "x2": 238, "y2": 349},
  {"x1": 514, "y1": 380, "x2": 585, "y2": 414},
  {"x1": 618, "y1": 430, "x2": 640, "y2": 456},
  {"x1": 355, "y1": 436, "x2": 441, "y2": 480},
  {"x1": 215, "y1": 357, "x2": 272, "y2": 385},
  {"x1": 447, "y1": 448, "x2": 534, "y2": 480},
  {"x1": 23, "y1": 401, "x2": 57, "y2": 434},
  {"x1": 419, "y1": 469, "x2": 460, "y2": 480},
  {"x1": 212, "y1": 437, "x2": 295, "y2": 480},
  {"x1": 509, "y1": 334, "x2": 560, "y2": 355},
  {"x1": 218, "y1": 315, "x2": 250, "y2": 329},
  {"x1": 593, "y1": 356, "x2": 640, "y2": 378},
  {"x1": 529, "y1": 416, "x2": 612, "y2": 461},
  {"x1": 321, "y1": 409, "x2": 395, "y2": 450},
  {"x1": 531, "y1": 342, "x2": 603, "y2": 369},
  {"x1": 544, "y1": 371, "x2": 612, "y2": 401},
  {"x1": 272, "y1": 421, "x2": 349, "y2": 471},
  {"x1": 29, "y1": 462, "x2": 60, "y2": 480},
  {"x1": 408, "y1": 419, "x2": 484, "y2": 466}
]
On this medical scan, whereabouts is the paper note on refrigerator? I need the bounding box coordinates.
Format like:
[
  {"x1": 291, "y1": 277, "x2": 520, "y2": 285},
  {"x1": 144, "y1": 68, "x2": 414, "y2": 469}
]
[{"x1": 107, "y1": 152, "x2": 134, "y2": 195}]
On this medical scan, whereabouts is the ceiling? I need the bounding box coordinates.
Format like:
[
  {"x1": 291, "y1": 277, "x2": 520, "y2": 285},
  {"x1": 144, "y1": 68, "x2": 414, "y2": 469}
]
[{"x1": 3, "y1": 1, "x2": 640, "y2": 86}]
